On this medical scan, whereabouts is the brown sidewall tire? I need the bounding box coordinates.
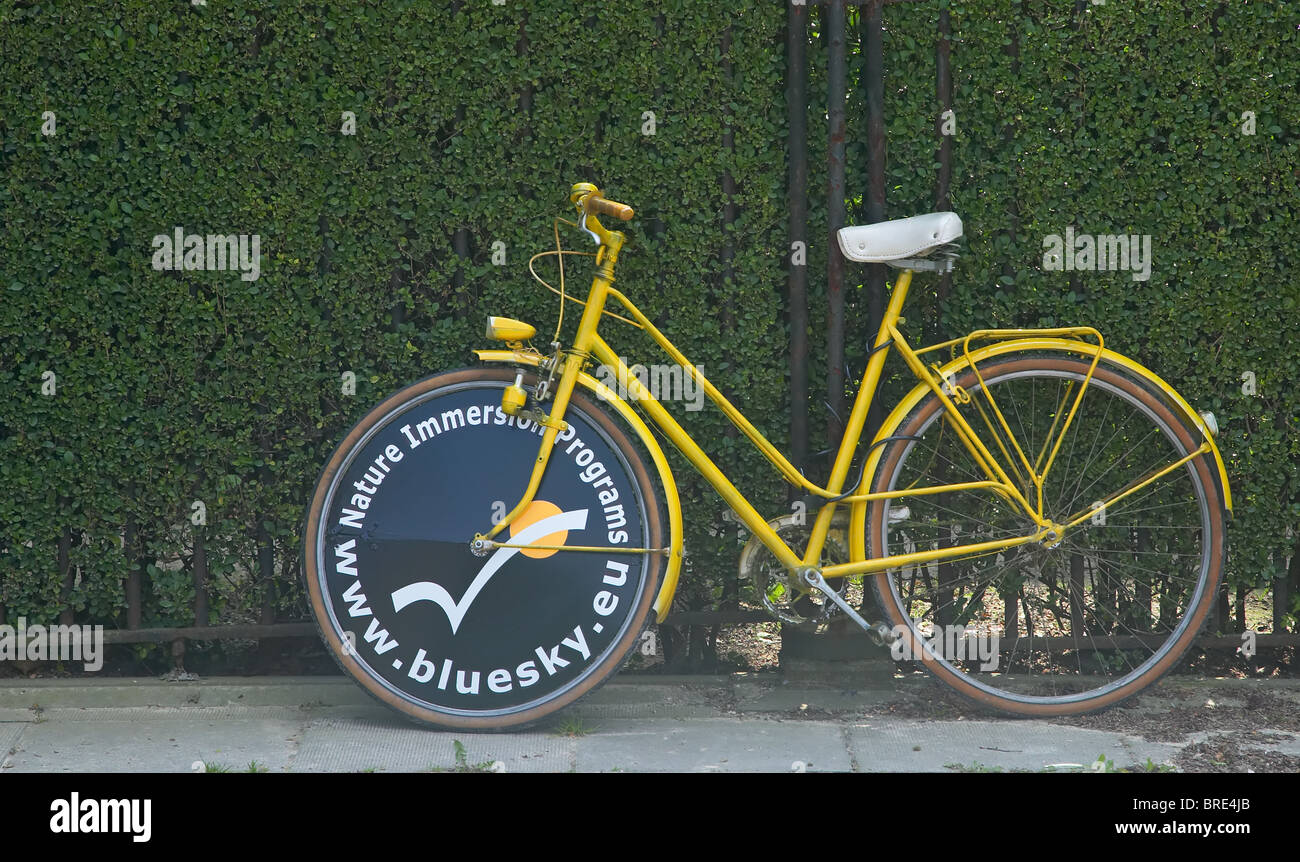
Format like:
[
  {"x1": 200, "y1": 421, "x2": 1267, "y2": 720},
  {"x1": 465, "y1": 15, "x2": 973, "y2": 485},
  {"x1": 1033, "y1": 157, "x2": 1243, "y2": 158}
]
[
  {"x1": 867, "y1": 354, "x2": 1226, "y2": 717},
  {"x1": 303, "y1": 367, "x2": 665, "y2": 730}
]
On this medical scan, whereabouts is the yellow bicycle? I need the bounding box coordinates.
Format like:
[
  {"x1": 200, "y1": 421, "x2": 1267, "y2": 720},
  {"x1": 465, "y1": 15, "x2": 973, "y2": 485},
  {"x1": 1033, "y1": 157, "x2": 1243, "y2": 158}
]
[{"x1": 304, "y1": 183, "x2": 1230, "y2": 729}]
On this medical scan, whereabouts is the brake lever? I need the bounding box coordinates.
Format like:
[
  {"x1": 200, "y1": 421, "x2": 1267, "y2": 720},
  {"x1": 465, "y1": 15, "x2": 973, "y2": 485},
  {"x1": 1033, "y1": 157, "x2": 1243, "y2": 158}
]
[{"x1": 577, "y1": 211, "x2": 601, "y2": 246}]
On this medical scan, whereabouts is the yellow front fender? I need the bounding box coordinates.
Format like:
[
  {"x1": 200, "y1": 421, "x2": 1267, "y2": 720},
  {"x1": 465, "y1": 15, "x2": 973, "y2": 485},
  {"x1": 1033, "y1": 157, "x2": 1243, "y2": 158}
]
[{"x1": 475, "y1": 349, "x2": 684, "y2": 623}]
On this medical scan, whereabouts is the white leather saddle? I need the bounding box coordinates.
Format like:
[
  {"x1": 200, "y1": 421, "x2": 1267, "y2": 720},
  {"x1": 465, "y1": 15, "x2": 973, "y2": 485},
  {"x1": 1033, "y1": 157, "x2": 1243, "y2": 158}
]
[{"x1": 837, "y1": 212, "x2": 963, "y2": 263}]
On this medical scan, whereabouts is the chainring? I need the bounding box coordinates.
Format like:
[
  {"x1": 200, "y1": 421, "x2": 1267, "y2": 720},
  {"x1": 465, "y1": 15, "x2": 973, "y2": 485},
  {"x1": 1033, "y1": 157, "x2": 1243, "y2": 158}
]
[{"x1": 737, "y1": 512, "x2": 860, "y2": 632}]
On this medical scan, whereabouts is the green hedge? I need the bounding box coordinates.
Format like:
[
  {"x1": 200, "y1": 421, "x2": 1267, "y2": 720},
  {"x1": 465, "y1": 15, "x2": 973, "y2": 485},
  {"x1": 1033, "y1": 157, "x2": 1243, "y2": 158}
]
[{"x1": 0, "y1": 1, "x2": 1295, "y2": 636}]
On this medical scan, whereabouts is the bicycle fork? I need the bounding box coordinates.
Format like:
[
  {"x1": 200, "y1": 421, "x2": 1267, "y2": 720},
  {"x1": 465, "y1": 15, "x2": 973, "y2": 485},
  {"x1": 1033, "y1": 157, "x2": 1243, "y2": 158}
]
[{"x1": 473, "y1": 234, "x2": 625, "y2": 552}]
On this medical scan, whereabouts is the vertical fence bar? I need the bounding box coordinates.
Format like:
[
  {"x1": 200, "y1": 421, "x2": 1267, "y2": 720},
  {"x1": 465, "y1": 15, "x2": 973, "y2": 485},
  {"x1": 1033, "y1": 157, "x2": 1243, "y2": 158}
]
[
  {"x1": 825, "y1": 0, "x2": 848, "y2": 457},
  {"x1": 253, "y1": 424, "x2": 277, "y2": 631},
  {"x1": 58, "y1": 526, "x2": 74, "y2": 626},
  {"x1": 858, "y1": 0, "x2": 892, "y2": 620},
  {"x1": 514, "y1": 8, "x2": 534, "y2": 218},
  {"x1": 1213, "y1": 583, "x2": 1229, "y2": 635},
  {"x1": 934, "y1": 6, "x2": 953, "y2": 336},
  {"x1": 516, "y1": 17, "x2": 532, "y2": 125},
  {"x1": 451, "y1": 54, "x2": 470, "y2": 318},
  {"x1": 720, "y1": 23, "x2": 739, "y2": 638},
  {"x1": 1000, "y1": 3, "x2": 1021, "y2": 292},
  {"x1": 193, "y1": 530, "x2": 209, "y2": 627},
  {"x1": 125, "y1": 556, "x2": 142, "y2": 630},
  {"x1": 647, "y1": 10, "x2": 674, "y2": 668},
  {"x1": 123, "y1": 489, "x2": 142, "y2": 629},
  {"x1": 1280, "y1": 537, "x2": 1299, "y2": 634},
  {"x1": 256, "y1": 515, "x2": 275, "y2": 626},
  {"x1": 862, "y1": 0, "x2": 886, "y2": 391},
  {"x1": 382, "y1": 77, "x2": 412, "y2": 330},
  {"x1": 253, "y1": 501, "x2": 277, "y2": 668},
  {"x1": 649, "y1": 13, "x2": 667, "y2": 294},
  {"x1": 451, "y1": 226, "x2": 470, "y2": 311},
  {"x1": 390, "y1": 268, "x2": 406, "y2": 329},
  {"x1": 787, "y1": 0, "x2": 810, "y2": 478},
  {"x1": 120, "y1": 511, "x2": 144, "y2": 630},
  {"x1": 721, "y1": 24, "x2": 738, "y2": 321},
  {"x1": 685, "y1": 23, "x2": 744, "y2": 667}
]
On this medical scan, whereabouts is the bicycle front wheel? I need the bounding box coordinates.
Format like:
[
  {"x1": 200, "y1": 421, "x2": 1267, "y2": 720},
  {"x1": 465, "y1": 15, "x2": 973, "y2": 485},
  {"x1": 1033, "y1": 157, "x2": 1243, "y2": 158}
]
[
  {"x1": 304, "y1": 367, "x2": 666, "y2": 730},
  {"x1": 865, "y1": 351, "x2": 1227, "y2": 716}
]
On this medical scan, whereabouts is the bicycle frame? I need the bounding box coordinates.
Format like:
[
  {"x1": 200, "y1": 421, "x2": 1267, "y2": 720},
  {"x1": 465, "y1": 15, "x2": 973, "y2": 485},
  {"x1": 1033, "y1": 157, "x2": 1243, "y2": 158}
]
[{"x1": 474, "y1": 210, "x2": 1232, "y2": 622}]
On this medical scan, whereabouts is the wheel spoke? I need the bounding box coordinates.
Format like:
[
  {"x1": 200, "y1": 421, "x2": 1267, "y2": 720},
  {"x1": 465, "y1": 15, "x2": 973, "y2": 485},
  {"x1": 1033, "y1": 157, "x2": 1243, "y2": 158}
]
[{"x1": 870, "y1": 355, "x2": 1221, "y2": 714}]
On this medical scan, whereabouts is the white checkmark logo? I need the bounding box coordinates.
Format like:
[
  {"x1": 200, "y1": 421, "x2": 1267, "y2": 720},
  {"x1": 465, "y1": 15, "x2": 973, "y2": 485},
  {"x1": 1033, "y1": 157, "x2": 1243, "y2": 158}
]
[{"x1": 390, "y1": 508, "x2": 589, "y2": 634}]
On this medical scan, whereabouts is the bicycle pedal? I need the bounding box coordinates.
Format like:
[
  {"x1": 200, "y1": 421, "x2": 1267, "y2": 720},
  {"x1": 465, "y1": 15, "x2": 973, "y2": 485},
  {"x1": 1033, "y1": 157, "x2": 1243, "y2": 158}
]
[{"x1": 867, "y1": 622, "x2": 899, "y2": 646}]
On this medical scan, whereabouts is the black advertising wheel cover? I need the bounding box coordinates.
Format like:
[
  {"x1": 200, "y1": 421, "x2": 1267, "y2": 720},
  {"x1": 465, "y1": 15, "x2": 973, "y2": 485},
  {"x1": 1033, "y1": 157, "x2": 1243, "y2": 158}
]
[{"x1": 306, "y1": 371, "x2": 658, "y2": 726}]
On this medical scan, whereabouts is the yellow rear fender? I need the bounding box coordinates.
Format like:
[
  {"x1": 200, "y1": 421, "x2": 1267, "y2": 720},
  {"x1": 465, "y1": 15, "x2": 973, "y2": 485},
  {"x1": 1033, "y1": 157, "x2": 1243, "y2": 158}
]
[
  {"x1": 854, "y1": 337, "x2": 1231, "y2": 524},
  {"x1": 475, "y1": 349, "x2": 684, "y2": 622}
]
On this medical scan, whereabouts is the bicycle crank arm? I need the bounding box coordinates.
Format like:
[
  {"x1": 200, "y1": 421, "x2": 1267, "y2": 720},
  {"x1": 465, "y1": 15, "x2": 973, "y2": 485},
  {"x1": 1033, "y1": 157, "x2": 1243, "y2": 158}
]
[{"x1": 800, "y1": 569, "x2": 898, "y2": 646}]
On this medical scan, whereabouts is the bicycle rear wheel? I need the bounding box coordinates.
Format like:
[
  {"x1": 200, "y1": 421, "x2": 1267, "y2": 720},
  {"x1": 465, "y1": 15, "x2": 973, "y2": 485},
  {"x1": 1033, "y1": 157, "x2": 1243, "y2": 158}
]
[
  {"x1": 304, "y1": 367, "x2": 665, "y2": 730},
  {"x1": 865, "y1": 352, "x2": 1227, "y2": 716}
]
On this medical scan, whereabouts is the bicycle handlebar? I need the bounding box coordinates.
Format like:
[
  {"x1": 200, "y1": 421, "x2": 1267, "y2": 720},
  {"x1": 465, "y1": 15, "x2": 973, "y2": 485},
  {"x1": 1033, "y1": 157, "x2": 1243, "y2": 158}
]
[
  {"x1": 586, "y1": 195, "x2": 634, "y2": 221},
  {"x1": 569, "y1": 182, "x2": 634, "y2": 221}
]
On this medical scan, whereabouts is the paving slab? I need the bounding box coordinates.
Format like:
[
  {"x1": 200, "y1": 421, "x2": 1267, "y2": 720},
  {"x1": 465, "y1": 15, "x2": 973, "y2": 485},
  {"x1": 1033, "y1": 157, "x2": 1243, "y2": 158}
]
[
  {"x1": 2, "y1": 716, "x2": 305, "y2": 774},
  {"x1": 844, "y1": 719, "x2": 1182, "y2": 772},
  {"x1": 293, "y1": 717, "x2": 573, "y2": 773},
  {"x1": 574, "y1": 717, "x2": 853, "y2": 773}
]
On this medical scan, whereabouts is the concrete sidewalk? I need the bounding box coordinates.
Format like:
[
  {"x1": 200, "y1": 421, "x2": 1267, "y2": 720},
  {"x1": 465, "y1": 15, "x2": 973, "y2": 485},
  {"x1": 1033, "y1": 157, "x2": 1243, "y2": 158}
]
[{"x1": 1, "y1": 674, "x2": 1297, "y2": 773}]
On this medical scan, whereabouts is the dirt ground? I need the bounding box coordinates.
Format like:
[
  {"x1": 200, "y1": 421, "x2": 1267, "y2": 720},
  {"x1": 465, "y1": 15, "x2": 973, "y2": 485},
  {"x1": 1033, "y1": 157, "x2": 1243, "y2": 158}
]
[{"x1": 708, "y1": 625, "x2": 1300, "y2": 773}]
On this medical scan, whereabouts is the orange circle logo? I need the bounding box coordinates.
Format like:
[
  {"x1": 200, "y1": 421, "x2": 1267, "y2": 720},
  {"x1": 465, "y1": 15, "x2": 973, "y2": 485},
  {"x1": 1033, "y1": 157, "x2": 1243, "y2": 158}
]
[{"x1": 509, "y1": 500, "x2": 568, "y2": 559}]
